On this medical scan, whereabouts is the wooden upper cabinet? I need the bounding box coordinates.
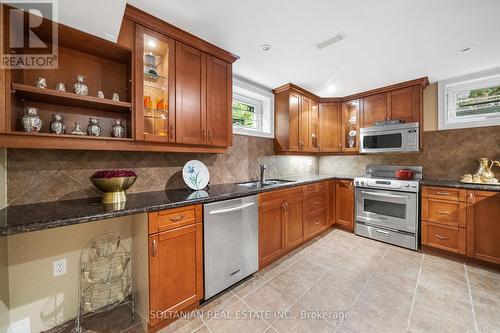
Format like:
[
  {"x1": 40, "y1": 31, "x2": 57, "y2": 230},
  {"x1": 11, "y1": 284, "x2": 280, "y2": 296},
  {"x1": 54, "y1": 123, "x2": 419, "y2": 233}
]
[
  {"x1": 300, "y1": 96, "x2": 314, "y2": 151},
  {"x1": 288, "y1": 92, "x2": 301, "y2": 151},
  {"x1": 361, "y1": 93, "x2": 387, "y2": 127},
  {"x1": 388, "y1": 86, "x2": 421, "y2": 123},
  {"x1": 175, "y1": 42, "x2": 207, "y2": 145},
  {"x1": 135, "y1": 25, "x2": 176, "y2": 142},
  {"x1": 318, "y1": 103, "x2": 341, "y2": 152},
  {"x1": 341, "y1": 100, "x2": 360, "y2": 151},
  {"x1": 206, "y1": 55, "x2": 232, "y2": 147},
  {"x1": 466, "y1": 191, "x2": 500, "y2": 264},
  {"x1": 335, "y1": 179, "x2": 354, "y2": 231}
]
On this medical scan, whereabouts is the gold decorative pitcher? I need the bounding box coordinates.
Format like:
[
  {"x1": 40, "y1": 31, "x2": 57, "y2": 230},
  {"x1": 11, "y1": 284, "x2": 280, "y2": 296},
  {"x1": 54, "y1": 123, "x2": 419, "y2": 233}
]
[{"x1": 475, "y1": 158, "x2": 499, "y2": 179}]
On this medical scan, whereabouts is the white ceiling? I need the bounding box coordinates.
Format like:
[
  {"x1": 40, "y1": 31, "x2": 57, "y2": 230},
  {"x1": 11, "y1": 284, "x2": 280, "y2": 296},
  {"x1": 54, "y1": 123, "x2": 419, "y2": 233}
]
[{"x1": 63, "y1": 0, "x2": 500, "y2": 97}]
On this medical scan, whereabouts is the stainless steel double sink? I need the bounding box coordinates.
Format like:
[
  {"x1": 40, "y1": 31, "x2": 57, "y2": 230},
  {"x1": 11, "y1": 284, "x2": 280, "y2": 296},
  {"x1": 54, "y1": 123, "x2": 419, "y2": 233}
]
[{"x1": 235, "y1": 179, "x2": 296, "y2": 188}]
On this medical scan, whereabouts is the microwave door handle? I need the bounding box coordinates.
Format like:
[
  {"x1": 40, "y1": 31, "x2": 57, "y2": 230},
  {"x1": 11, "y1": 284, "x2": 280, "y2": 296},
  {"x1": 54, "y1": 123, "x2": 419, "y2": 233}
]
[
  {"x1": 361, "y1": 191, "x2": 407, "y2": 199},
  {"x1": 209, "y1": 202, "x2": 255, "y2": 215}
]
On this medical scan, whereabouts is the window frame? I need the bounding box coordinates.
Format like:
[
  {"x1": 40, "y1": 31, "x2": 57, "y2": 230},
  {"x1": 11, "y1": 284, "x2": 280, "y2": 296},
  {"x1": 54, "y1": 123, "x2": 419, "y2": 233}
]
[
  {"x1": 438, "y1": 68, "x2": 500, "y2": 130},
  {"x1": 232, "y1": 77, "x2": 274, "y2": 138},
  {"x1": 232, "y1": 93, "x2": 263, "y2": 132}
]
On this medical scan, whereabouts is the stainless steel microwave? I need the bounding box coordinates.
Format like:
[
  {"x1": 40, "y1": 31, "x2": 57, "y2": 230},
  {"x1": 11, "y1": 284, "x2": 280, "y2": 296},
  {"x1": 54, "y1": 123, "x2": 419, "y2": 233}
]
[{"x1": 359, "y1": 122, "x2": 419, "y2": 153}]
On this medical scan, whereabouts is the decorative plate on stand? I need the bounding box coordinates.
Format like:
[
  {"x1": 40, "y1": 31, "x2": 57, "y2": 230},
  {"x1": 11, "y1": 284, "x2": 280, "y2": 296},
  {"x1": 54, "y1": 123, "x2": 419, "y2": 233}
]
[{"x1": 182, "y1": 160, "x2": 209, "y2": 190}]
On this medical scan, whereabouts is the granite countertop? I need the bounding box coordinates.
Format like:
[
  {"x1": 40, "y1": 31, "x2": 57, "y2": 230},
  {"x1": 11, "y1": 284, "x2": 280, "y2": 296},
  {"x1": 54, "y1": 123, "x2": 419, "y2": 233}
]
[
  {"x1": 0, "y1": 174, "x2": 357, "y2": 236},
  {"x1": 421, "y1": 179, "x2": 500, "y2": 192}
]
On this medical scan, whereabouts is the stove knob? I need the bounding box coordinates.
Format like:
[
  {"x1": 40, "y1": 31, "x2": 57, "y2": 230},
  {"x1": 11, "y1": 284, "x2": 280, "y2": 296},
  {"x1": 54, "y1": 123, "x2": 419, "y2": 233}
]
[
  {"x1": 411, "y1": 184, "x2": 417, "y2": 188},
  {"x1": 360, "y1": 181, "x2": 365, "y2": 186},
  {"x1": 405, "y1": 184, "x2": 410, "y2": 188},
  {"x1": 354, "y1": 180, "x2": 359, "y2": 185}
]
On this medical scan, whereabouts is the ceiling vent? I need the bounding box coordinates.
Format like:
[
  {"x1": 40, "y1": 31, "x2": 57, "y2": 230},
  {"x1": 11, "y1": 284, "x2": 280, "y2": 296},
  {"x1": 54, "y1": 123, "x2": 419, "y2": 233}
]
[{"x1": 315, "y1": 32, "x2": 347, "y2": 50}]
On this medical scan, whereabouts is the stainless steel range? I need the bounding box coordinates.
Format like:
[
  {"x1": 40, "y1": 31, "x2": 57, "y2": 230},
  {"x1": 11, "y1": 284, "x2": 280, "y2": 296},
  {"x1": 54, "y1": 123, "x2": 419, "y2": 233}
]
[{"x1": 354, "y1": 165, "x2": 422, "y2": 250}]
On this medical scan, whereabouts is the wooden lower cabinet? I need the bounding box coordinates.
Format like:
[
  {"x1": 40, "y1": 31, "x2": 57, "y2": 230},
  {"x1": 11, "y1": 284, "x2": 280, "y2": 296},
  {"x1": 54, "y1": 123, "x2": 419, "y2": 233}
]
[
  {"x1": 259, "y1": 200, "x2": 287, "y2": 268},
  {"x1": 259, "y1": 179, "x2": 354, "y2": 268},
  {"x1": 335, "y1": 179, "x2": 354, "y2": 231},
  {"x1": 148, "y1": 205, "x2": 203, "y2": 328},
  {"x1": 422, "y1": 186, "x2": 500, "y2": 266},
  {"x1": 466, "y1": 190, "x2": 500, "y2": 265}
]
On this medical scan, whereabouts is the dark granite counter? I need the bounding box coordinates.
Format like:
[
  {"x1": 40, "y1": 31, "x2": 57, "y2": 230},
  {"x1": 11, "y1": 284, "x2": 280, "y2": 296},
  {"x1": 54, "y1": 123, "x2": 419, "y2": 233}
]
[
  {"x1": 421, "y1": 179, "x2": 500, "y2": 192},
  {"x1": 0, "y1": 174, "x2": 356, "y2": 236}
]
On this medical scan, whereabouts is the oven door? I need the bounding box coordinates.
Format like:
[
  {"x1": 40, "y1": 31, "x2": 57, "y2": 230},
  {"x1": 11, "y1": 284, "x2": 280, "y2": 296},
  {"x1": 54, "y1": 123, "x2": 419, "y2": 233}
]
[{"x1": 356, "y1": 188, "x2": 417, "y2": 233}]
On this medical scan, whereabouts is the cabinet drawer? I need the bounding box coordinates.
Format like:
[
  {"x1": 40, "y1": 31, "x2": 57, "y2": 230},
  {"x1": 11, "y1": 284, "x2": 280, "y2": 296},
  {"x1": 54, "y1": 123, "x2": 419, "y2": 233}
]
[
  {"x1": 426, "y1": 222, "x2": 465, "y2": 254},
  {"x1": 305, "y1": 181, "x2": 328, "y2": 194},
  {"x1": 306, "y1": 192, "x2": 327, "y2": 212},
  {"x1": 260, "y1": 186, "x2": 304, "y2": 205},
  {"x1": 427, "y1": 187, "x2": 462, "y2": 202},
  {"x1": 306, "y1": 209, "x2": 328, "y2": 238},
  {"x1": 427, "y1": 200, "x2": 465, "y2": 227},
  {"x1": 149, "y1": 205, "x2": 201, "y2": 234}
]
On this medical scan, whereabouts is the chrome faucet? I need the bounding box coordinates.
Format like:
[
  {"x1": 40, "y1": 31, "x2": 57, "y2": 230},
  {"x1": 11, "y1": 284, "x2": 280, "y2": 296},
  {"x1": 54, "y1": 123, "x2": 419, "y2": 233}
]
[{"x1": 260, "y1": 164, "x2": 267, "y2": 184}]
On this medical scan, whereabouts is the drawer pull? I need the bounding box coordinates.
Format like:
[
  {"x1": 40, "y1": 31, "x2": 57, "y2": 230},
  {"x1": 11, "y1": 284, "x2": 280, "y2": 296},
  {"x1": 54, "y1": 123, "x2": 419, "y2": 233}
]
[
  {"x1": 435, "y1": 234, "x2": 448, "y2": 240},
  {"x1": 169, "y1": 215, "x2": 185, "y2": 222},
  {"x1": 152, "y1": 239, "x2": 157, "y2": 257},
  {"x1": 314, "y1": 201, "x2": 320, "y2": 205},
  {"x1": 375, "y1": 229, "x2": 390, "y2": 236},
  {"x1": 436, "y1": 191, "x2": 451, "y2": 195},
  {"x1": 436, "y1": 211, "x2": 450, "y2": 215},
  {"x1": 314, "y1": 221, "x2": 322, "y2": 225}
]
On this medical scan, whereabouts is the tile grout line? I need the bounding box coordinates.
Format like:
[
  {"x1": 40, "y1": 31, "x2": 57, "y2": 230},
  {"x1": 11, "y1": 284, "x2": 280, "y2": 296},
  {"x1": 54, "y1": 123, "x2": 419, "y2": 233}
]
[
  {"x1": 334, "y1": 244, "x2": 390, "y2": 333},
  {"x1": 464, "y1": 264, "x2": 479, "y2": 333},
  {"x1": 405, "y1": 252, "x2": 425, "y2": 332}
]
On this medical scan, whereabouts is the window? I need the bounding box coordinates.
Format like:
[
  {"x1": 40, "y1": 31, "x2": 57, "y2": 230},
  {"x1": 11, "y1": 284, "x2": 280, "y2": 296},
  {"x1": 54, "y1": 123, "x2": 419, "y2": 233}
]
[
  {"x1": 439, "y1": 68, "x2": 500, "y2": 129},
  {"x1": 232, "y1": 77, "x2": 274, "y2": 138}
]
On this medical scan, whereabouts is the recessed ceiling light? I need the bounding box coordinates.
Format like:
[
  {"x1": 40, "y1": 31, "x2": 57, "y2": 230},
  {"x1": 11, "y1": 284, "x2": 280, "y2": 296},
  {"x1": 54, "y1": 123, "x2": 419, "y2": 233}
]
[
  {"x1": 147, "y1": 40, "x2": 157, "y2": 48},
  {"x1": 261, "y1": 44, "x2": 272, "y2": 51},
  {"x1": 327, "y1": 85, "x2": 337, "y2": 93},
  {"x1": 459, "y1": 46, "x2": 475, "y2": 54}
]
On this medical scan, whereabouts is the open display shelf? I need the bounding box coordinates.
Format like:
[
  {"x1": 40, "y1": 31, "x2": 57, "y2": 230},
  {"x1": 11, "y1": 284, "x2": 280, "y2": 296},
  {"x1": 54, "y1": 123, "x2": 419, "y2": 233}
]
[{"x1": 12, "y1": 83, "x2": 132, "y2": 113}]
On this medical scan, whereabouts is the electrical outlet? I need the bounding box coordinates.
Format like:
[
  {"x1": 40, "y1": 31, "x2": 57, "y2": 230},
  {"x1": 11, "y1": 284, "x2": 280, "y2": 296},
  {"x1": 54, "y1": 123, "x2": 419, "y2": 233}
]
[{"x1": 53, "y1": 259, "x2": 67, "y2": 277}]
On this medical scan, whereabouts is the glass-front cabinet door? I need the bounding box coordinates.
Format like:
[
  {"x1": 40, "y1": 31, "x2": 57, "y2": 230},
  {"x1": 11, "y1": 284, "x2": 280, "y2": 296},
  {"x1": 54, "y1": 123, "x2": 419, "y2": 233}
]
[
  {"x1": 135, "y1": 26, "x2": 175, "y2": 142},
  {"x1": 341, "y1": 99, "x2": 360, "y2": 151}
]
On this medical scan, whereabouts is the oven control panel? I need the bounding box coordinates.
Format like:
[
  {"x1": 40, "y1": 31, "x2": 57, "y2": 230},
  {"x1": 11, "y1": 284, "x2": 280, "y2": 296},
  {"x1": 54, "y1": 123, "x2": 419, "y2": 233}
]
[{"x1": 354, "y1": 177, "x2": 420, "y2": 193}]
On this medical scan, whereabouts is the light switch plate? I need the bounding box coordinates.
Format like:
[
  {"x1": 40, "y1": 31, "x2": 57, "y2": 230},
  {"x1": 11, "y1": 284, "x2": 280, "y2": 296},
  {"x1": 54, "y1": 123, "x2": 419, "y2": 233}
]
[{"x1": 53, "y1": 259, "x2": 67, "y2": 277}]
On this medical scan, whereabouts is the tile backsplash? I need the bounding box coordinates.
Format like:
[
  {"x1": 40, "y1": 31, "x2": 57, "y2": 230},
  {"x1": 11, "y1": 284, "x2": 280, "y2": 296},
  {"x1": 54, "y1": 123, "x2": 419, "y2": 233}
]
[
  {"x1": 7, "y1": 135, "x2": 318, "y2": 205},
  {"x1": 320, "y1": 126, "x2": 500, "y2": 180},
  {"x1": 6, "y1": 126, "x2": 500, "y2": 206}
]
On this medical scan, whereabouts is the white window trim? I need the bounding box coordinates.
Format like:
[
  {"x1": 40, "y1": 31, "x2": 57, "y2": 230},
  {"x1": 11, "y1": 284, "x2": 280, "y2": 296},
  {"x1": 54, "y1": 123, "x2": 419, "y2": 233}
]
[
  {"x1": 438, "y1": 67, "x2": 500, "y2": 130},
  {"x1": 233, "y1": 76, "x2": 274, "y2": 138}
]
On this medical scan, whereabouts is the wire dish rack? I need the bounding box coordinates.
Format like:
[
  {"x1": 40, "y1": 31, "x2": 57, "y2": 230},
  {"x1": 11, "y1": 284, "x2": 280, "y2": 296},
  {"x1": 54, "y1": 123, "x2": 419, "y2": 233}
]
[{"x1": 75, "y1": 232, "x2": 134, "y2": 332}]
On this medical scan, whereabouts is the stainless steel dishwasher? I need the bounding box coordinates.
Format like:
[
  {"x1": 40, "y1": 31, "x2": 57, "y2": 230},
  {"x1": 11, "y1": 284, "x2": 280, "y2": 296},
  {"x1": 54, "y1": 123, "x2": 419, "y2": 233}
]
[{"x1": 203, "y1": 195, "x2": 258, "y2": 299}]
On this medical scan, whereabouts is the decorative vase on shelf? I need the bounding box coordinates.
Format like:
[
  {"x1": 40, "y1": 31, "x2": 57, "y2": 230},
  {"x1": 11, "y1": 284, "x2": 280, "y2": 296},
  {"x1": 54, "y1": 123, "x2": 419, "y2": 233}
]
[
  {"x1": 49, "y1": 114, "x2": 66, "y2": 134},
  {"x1": 87, "y1": 118, "x2": 102, "y2": 137},
  {"x1": 70, "y1": 122, "x2": 85, "y2": 136},
  {"x1": 111, "y1": 119, "x2": 125, "y2": 138},
  {"x1": 348, "y1": 130, "x2": 357, "y2": 148},
  {"x1": 73, "y1": 75, "x2": 89, "y2": 96},
  {"x1": 21, "y1": 107, "x2": 42, "y2": 133}
]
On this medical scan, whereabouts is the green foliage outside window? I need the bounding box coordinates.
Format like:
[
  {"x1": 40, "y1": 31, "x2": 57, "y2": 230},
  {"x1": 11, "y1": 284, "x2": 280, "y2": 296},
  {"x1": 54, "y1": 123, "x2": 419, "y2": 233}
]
[
  {"x1": 233, "y1": 102, "x2": 256, "y2": 128},
  {"x1": 456, "y1": 86, "x2": 500, "y2": 117}
]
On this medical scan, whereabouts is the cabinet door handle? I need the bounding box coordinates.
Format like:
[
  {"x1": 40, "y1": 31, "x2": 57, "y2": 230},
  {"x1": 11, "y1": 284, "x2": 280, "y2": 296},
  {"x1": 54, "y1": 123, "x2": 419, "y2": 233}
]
[
  {"x1": 436, "y1": 191, "x2": 450, "y2": 195},
  {"x1": 152, "y1": 239, "x2": 157, "y2": 257},
  {"x1": 435, "y1": 234, "x2": 448, "y2": 240},
  {"x1": 317, "y1": 143, "x2": 321, "y2": 151},
  {"x1": 468, "y1": 192, "x2": 475, "y2": 203},
  {"x1": 208, "y1": 130, "x2": 213, "y2": 143},
  {"x1": 202, "y1": 129, "x2": 207, "y2": 142},
  {"x1": 169, "y1": 215, "x2": 185, "y2": 222},
  {"x1": 169, "y1": 125, "x2": 174, "y2": 140}
]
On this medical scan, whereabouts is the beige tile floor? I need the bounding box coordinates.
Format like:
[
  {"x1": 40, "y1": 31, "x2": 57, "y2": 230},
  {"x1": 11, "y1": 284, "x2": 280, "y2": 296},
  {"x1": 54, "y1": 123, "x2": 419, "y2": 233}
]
[{"x1": 151, "y1": 229, "x2": 500, "y2": 333}]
